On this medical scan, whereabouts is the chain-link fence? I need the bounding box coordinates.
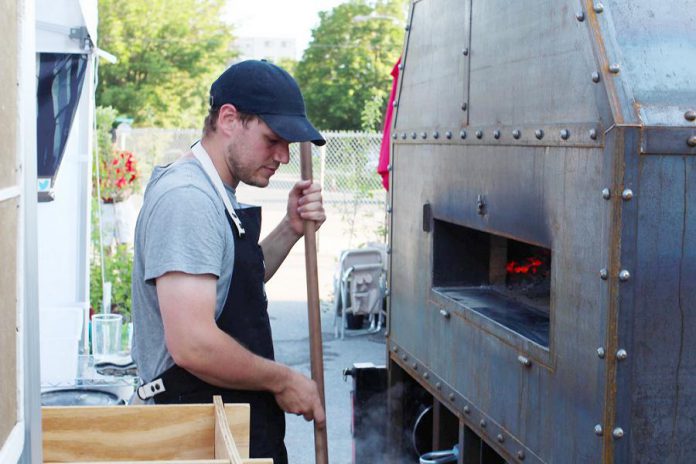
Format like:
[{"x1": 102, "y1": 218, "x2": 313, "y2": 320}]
[{"x1": 122, "y1": 128, "x2": 386, "y2": 206}]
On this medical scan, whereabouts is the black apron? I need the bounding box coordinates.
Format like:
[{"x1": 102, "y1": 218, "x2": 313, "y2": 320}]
[{"x1": 150, "y1": 207, "x2": 287, "y2": 464}]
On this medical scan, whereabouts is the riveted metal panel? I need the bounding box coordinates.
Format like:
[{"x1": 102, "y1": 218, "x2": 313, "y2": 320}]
[
  {"x1": 619, "y1": 153, "x2": 696, "y2": 463},
  {"x1": 468, "y1": 0, "x2": 601, "y2": 128},
  {"x1": 601, "y1": 0, "x2": 696, "y2": 127},
  {"x1": 390, "y1": 141, "x2": 611, "y2": 462},
  {"x1": 394, "y1": 0, "x2": 470, "y2": 132}
]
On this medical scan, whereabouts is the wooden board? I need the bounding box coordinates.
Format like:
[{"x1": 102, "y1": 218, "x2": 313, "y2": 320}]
[{"x1": 42, "y1": 404, "x2": 252, "y2": 462}]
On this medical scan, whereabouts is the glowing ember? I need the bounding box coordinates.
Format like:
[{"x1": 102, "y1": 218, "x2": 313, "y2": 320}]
[{"x1": 507, "y1": 257, "x2": 544, "y2": 275}]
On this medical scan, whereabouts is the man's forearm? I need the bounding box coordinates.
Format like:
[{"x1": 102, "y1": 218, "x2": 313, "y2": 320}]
[
  {"x1": 173, "y1": 323, "x2": 290, "y2": 393},
  {"x1": 260, "y1": 216, "x2": 301, "y2": 281}
]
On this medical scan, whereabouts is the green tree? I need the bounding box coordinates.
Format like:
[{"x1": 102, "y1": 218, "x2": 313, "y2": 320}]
[
  {"x1": 295, "y1": 0, "x2": 406, "y2": 131},
  {"x1": 97, "y1": 0, "x2": 235, "y2": 128}
]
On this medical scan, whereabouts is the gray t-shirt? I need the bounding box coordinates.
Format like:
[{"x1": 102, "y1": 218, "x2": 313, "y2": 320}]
[{"x1": 131, "y1": 157, "x2": 240, "y2": 383}]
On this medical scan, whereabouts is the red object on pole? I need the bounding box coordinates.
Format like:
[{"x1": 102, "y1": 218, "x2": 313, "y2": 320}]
[
  {"x1": 300, "y1": 142, "x2": 329, "y2": 464},
  {"x1": 377, "y1": 57, "x2": 401, "y2": 191}
]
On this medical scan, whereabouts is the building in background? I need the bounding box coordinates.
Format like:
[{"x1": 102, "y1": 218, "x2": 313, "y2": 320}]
[{"x1": 230, "y1": 36, "x2": 297, "y2": 64}]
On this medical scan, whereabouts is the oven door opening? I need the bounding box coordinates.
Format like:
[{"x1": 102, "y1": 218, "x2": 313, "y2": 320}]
[{"x1": 432, "y1": 220, "x2": 551, "y2": 347}]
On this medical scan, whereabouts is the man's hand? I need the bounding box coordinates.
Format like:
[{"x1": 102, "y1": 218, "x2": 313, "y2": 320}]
[
  {"x1": 286, "y1": 180, "x2": 326, "y2": 236},
  {"x1": 273, "y1": 368, "x2": 326, "y2": 427}
]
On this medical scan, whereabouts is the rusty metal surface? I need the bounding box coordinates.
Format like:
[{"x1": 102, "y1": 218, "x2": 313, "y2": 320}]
[
  {"x1": 641, "y1": 126, "x2": 696, "y2": 155},
  {"x1": 389, "y1": 142, "x2": 609, "y2": 462},
  {"x1": 387, "y1": 0, "x2": 696, "y2": 462},
  {"x1": 601, "y1": 0, "x2": 696, "y2": 126},
  {"x1": 617, "y1": 150, "x2": 696, "y2": 462},
  {"x1": 394, "y1": 0, "x2": 470, "y2": 131},
  {"x1": 468, "y1": 0, "x2": 600, "y2": 128}
]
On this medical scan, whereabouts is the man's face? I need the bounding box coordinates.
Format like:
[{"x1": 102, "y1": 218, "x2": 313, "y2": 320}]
[{"x1": 224, "y1": 116, "x2": 290, "y2": 187}]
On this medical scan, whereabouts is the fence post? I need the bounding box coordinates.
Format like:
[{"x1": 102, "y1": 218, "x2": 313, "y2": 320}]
[{"x1": 319, "y1": 144, "x2": 326, "y2": 193}]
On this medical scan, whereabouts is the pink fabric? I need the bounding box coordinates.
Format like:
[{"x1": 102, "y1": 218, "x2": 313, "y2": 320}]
[{"x1": 377, "y1": 58, "x2": 401, "y2": 191}]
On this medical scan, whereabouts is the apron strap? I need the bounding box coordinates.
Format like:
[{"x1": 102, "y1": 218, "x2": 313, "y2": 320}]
[{"x1": 191, "y1": 140, "x2": 245, "y2": 238}]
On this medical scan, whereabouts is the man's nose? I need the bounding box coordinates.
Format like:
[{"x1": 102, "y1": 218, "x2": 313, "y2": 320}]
[{"x1": 274, "y1": 143, "x2": 290, "y2": 164}]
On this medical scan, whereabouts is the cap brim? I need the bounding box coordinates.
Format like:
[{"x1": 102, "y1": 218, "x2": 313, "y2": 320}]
[{"x1": 259, "y1": 114, "x2": 326, "y2": 146}]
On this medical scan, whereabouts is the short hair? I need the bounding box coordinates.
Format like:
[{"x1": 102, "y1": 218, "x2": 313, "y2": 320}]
[{"x1": 203, "y1": 106, "x2": 257, "y2": 136}]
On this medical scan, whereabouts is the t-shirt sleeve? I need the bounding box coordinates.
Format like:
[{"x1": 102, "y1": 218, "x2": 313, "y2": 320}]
[{"x1": 142, "y1": 185, "x2": 228, "y2": 284}]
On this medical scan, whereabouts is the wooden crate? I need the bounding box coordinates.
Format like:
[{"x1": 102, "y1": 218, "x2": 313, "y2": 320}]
[{"x1": 42, "y1": 396, "x2": 272, "y2": 464}]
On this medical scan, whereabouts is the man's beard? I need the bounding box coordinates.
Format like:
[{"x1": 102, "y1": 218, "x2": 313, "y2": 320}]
[{"x1": 225, "y1": 143, "x2": 268, "y2": 188}]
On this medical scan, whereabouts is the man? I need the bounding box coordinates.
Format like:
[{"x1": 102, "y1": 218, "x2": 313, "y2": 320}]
[{"x1": 131, "y1": 60, "x2": 326, "y2": 464}]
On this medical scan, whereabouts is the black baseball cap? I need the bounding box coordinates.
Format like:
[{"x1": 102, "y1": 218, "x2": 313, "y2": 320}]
[{"x1": 210, "y1": 60, "x2": 326, "y2": 146}]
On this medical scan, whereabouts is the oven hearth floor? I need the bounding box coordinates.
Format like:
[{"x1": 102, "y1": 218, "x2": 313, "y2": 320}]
[{"x1": 437, "y1": 287, "x2": 550, "y2": 347}]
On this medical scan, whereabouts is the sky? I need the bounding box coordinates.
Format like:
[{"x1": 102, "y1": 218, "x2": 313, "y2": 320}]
[{"x1": 224, "y1": 0, "x2": 346, "y2": 59}]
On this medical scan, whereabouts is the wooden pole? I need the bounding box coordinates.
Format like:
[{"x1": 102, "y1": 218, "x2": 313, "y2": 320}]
[{"x1": 300, "y1": 142, "x2": 329, "y2": 464}]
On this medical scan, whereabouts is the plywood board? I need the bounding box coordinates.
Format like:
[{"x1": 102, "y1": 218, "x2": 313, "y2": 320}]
[
  {"x1": 0, "y1": 199, "x2": 18, "y2": 444},
  {"x1": 42, "y1": 403, "x2": 251, "y2": 462},
  {"x1": 0, "y1": 0, "x2": 18, "y2": 190}
]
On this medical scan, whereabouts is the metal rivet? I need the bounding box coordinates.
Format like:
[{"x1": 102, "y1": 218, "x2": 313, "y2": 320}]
[
  {"x1": 594, "y1": 424, "x2": 603, "y2": 436},
  {"x1": 685, "y1": 110, "x2": 696, "y2": 122},
  {"x1": 616, "y1": 349, "x2": 628, "y2": 360},
  {"x1": 421, "y1": 132, "x2": 427, "y2": 139},
  {"x1": 398, "y1": 63, "x2": 403, "y2": 71},
  {"x1": 460, "y1": 130, "x2": 467, "y2": 139},
  {"x1": 387, "y1": 206, "x2": 392, "y2": 213},
  {"x1": 688, "y1": 136, "x2": 696, "y2": 147},
  {"x1": 619, "y1": 270, "x2": 630, "y2": 282},
  {"x1": 461, "y1": 102, "x2": 468, "y2": 111},
  {"x1": 411, "y1": 132, "x2": 417, "y2": 139},
  {"x1": 593, "y1": 3, "x2": 604, "y2": 13},
  {"x1": 535, "y1": 129, "x2": 544, "y2": 140},
  {"x1": 436, "y1": 382, "x2": 441, "y2": 390},
  {"x1": 576, "y1": 10, "x2": 585, "y2": 21},
  {"x1": 597, "y1": 347, "x2": 606, "y2": 358},
  {"x1": 592, "y1": 71, "x2": 601, "y2": 83},
  {"x1": 405, "y1": 25, "x2": 410, "y2": 31},
  {"x1": 433, "y1": 131, "x2": 439, "y2": 139},
  {"x1": 602, "y1": 188, "x2": 611, "y2": 200},
  {"x1": 560, "y1": 129, "x2": 570, "y2": 140},
  {"x1": 600, "y1": 268, "x2": 608, "y2": 280},
  {"x1": 476, "y1": 130, "x2": 483, "y2": 139},
  {"x1": 612, "y1": 427, "x2": 624, "y2": 439},
  {"x1": 462, "y1": 48, "x2": 469, "y2": 56},
  {"x1": 387, "y1": 164, "x2": 393, "y2": 172},
  {"x1": 393, "y1": 99, "x2": 398, "y2": 107},
  {"x1": 480, "y1": 419, "x2": 487, "y2": 428},
  {"x1": 621, "y1": 189, "x2": 633, "y2": 201},
  {"x1": 412, "y1": 363, "x2": 418, "y2": 370},
  {"x1": 401, "y1": 132, "x2": 407, "y2": 140},
  {"x1": 517, "y1": 355, "x2": 531, "y2": 367},
  {"x1": 439, "y1": 309, "x2": 450, "y2": 319},
  {"x1": 463, "y1": 405, "x2": 470, "y2": 414},
  {"x1": 386, "y1": 247, "x2": 391, "y2": 254},
  {"x1": 392, "y1": 133, "x2": 398, "y2": 140},
  {"x1": 423, "y1": 372, "x2": 429, "y2": 379},
  {"x1": 392, "y1": 345, "x2": 398, "y2": 352},
  {"x1": 590, "y1": 128, "x2": 598, "y2": 140},
  {"x1": 448, "y1": 393, "x2": 455, "y2": 401},
  {"x1": 493, "y1": 130, "x2": 501, "y2": 139},
  {"x1": 445, "y1": 131, "x2": 452, "y2": 139},
  {"x1": 402, "y1": 354, "x2": 408, "y2": 361},
  {"x1": 512, "y1": 129, "x2": 521, "y2": 139},
  {"x1": 517, "y1": 450, "x2": 526, "y2": 460},
  {"x1": 609, "y1": 64, "x2": 620, "y2": 74},
  {"x1": 497, "y1": 434, "x2": 505, "y2": 443}
]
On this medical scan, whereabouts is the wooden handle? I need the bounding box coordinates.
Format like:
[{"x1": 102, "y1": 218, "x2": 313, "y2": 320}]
[{"x1": 300, "y1": 142, "x2": 329, "y2": 464}]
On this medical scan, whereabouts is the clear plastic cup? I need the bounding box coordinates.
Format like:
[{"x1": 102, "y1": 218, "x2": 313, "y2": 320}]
[{"x1": 91, "y1": 313, "x2": 122, "y2": 362}]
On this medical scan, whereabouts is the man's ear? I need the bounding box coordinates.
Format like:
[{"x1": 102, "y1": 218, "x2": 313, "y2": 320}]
[{"x1": 216, "y1": 104, "x2": 239, "y2": 136}]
